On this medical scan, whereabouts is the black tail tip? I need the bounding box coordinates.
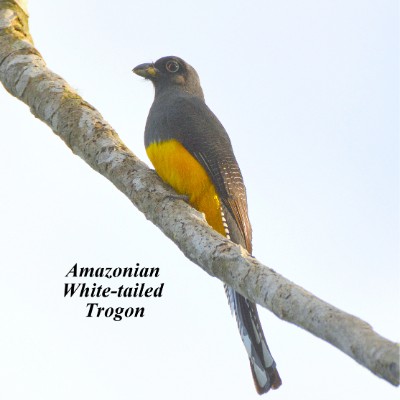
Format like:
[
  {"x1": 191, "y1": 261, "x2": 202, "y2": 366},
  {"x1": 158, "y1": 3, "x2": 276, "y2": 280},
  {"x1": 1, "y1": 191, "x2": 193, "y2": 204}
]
[
  {"x1": 252, "y1": 365, "x2": 282, "y2": 395},
  {"x1": 270, "y1": 369, "x2": 282, "y2": 390}
]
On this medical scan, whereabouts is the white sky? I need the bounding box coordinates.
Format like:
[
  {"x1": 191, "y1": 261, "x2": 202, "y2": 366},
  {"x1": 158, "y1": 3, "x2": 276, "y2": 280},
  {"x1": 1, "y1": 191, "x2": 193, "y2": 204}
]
[{"x1": 0, "y1": 1, "x2": 398, "y2": 399}]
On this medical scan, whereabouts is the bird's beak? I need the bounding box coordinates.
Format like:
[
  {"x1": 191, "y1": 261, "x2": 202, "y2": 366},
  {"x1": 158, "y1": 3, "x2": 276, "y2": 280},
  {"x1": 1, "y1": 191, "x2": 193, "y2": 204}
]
[{"x1": 133, "y1": 63, "x2": 158, "y2": 79}]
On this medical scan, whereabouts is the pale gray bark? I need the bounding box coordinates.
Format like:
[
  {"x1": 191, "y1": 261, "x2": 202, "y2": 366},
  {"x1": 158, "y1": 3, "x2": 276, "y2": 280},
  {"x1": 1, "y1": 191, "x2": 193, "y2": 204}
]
[{"x1": 0, "y1": 0, "x2": 398, "y2": 387}]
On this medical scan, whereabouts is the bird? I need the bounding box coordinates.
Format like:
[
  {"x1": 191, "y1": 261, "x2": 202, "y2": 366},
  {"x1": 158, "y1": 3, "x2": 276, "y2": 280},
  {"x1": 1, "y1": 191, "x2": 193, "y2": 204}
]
[{"x1": 133, "y1": 56, "x2": 282, "y2": 394}]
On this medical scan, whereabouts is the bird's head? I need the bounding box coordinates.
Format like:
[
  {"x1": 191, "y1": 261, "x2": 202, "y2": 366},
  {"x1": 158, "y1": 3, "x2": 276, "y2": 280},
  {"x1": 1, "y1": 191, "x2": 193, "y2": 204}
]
[{"x1": 133, "y1": 56, "x2": 204, "y2": 98}]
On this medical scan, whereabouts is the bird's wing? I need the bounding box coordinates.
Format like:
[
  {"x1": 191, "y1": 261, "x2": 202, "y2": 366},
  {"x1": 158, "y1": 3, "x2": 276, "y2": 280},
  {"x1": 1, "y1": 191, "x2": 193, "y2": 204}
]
[{"x1": 165, "y1": 95, "x2": 252, "y2": 252}]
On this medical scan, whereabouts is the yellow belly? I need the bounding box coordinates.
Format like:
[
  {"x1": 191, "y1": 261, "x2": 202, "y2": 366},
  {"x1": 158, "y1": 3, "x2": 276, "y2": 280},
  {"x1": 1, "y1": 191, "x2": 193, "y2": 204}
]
[{"x1": 146, "y1": 139, "x2": 225, "y2": 236}]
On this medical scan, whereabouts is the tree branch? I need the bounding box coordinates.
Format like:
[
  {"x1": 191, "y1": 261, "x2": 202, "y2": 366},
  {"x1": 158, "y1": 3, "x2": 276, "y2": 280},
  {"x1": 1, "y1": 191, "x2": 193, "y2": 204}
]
[{"x1": 0, "y1": 0, "x2": 398, "y2": 387}]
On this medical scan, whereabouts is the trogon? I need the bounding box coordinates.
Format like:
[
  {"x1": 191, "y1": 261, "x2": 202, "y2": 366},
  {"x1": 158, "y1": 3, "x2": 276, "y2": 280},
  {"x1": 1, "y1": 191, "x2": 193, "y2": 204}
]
[{"x1": 133, "y1": 56, "x2": 282, "y2": 394}]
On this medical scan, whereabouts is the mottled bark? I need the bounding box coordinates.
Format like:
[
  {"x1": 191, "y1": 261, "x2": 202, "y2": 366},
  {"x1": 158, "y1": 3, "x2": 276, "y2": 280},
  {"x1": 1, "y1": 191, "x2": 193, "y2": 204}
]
[{"x1": 0, "y1": 0, "x2": 398, "y2": 387}]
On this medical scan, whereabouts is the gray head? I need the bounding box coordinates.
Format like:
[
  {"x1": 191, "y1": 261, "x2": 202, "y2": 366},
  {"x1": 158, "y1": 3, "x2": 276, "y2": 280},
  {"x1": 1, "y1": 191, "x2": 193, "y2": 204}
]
[{"x1": 133, "y1": 56, "x2": 204, "y2": 99}]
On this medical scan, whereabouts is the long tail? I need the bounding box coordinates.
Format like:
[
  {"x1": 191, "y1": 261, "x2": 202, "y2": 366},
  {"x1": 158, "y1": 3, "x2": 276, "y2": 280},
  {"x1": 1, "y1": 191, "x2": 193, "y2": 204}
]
[{"x1": 225, "y1": 285, "x2": 282, "y2": 394}]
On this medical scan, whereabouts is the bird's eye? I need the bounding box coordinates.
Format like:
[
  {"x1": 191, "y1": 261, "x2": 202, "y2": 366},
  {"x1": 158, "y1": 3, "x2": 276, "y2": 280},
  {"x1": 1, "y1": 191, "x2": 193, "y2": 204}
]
[{"x1": 165, "y1": 60, "x2": 180, "y2": 73}]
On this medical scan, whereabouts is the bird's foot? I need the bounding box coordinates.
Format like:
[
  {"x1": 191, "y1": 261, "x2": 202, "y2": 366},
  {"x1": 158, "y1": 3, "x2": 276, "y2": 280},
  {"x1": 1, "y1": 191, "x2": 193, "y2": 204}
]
[{"x1": 165, "y1": 193, "x2": 190, "y2": 203}]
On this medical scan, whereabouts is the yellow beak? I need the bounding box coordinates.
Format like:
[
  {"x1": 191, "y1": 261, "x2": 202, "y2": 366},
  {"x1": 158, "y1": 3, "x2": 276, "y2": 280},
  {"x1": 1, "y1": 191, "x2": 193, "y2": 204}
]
[{"x1": 132, "y1": 63, "x2": 158, "y2": 78}]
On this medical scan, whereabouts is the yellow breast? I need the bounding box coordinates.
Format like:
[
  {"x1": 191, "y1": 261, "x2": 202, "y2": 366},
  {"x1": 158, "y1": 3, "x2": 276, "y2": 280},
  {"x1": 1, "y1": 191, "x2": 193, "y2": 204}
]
[{"x1": 146, "y1": 139, "x2": 225, "y2": 236}]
